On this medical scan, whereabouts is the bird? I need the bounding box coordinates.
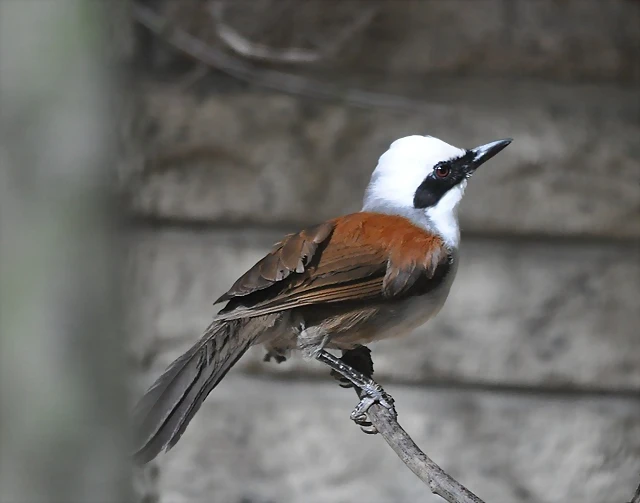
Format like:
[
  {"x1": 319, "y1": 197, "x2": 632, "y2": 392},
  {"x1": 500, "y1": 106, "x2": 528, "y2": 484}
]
[{"x1": 133, "y1": 134, "x2": 512, "y2": 464}]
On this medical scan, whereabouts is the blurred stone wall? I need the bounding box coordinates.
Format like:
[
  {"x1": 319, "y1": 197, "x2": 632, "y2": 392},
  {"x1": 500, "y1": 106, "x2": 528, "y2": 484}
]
[{"x1": 127, "y1": 1, "x2": 640, "y2": 502}]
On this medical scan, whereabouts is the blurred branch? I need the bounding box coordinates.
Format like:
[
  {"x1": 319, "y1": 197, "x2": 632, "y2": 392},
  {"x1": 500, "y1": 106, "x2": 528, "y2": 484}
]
[
  {"x1": 0, "y1": 1, "x2": 130, "y2": 501},
  {"x1": 132, "y1": 3, "x2": 453, "y2": 117},
  {"x1": 234, "y1": 0, "x2": 297, "y2": 45},
  {"x1": 207, "y1": 0, "x2": 379, "y2": 64},
  {"x1": 629, "y1": 480, "x2": 640, "y2": 503}
]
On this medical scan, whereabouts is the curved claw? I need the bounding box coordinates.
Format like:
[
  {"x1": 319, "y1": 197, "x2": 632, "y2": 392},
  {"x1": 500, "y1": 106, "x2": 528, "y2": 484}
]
[
  {"x1": 351, "y1": 412, "x2": 369, "y2": 425},
  {"x1": 352, "y1": 384, "x2": 396, "y2": 417},
  {"x1": 331, "y1": 370, "x2": 354, "y2": 389},
  {"x1": 353, "y1": 413, "x2": 378, "y2": 434},
  {"x1": 350, "y1": 396, "x2": 376, "y2": 423},
  {"x1": 348, "y1": 383, "x2": 397, "y2": 437}
]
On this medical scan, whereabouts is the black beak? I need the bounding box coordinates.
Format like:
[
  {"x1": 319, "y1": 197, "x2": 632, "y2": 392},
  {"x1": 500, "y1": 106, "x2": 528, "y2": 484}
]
[{"x1": 469, "y1": 138, "x2": 512, "y2": 170}]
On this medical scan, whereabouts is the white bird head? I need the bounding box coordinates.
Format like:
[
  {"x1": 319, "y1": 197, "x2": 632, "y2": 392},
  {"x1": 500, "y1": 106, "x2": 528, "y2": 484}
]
[{"x1": 363, "y1": 135, "x2": 511, "y2": 248}]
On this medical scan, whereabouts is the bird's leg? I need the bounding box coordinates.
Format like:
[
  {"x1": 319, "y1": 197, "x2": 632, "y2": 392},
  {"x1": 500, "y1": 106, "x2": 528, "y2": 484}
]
[
  {"x1": 315, "y1": 348, "x2": 396, "y2": 433},
  {"x1": 335, "y1": 346, "x2": 379, "y2": 434},
  {"x1": 330, "y1": 345, "x2": 374, "y2": 389}
]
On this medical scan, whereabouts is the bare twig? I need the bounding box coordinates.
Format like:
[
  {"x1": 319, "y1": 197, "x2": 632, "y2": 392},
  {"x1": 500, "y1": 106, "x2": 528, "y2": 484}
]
[
  {"x1": 208, "y1": 0, "x2": 379, "y2": 64},
  {"x1": 336, "y1": 348, "x2": 485, "y2": 503},
  {"x1": 629, "y1": 480, "x2": 640, "y2": 503},
  {"x1": 132, "y1": 3, "x2": 454, "y2": 118},
  {"x1": 232, "y1": 0, "x2": 297, "y2": 44},
  {"x1": 208, "y1": 1, "x2": 320, "y2": 64},
  {"x1": 354, "y1": 393, "x2": 486, "y2": 503}
]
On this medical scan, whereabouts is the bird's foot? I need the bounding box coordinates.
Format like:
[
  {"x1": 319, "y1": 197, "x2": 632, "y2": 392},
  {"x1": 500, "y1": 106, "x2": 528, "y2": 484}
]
[
  {"x1": 349, "y1": 381, "x2": 396, "y2": 435},
  {"x1": 314, "y1": 347, "x2": 394, "y2": 435},
  {"x1": 263, "y1": 351, "x2": 287, "y2": 364}
]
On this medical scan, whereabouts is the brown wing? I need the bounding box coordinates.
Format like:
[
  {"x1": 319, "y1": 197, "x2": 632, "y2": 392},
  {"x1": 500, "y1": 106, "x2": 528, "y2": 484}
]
[
  {"x1": 214, "y1": 212, "x2": 451, "y2": 321},
  {"x1": 215, "y1": 221, "x2": 335, "y2": 303}
]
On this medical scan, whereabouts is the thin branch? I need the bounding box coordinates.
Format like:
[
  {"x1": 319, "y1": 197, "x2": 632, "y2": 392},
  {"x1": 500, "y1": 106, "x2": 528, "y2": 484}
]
[
  {"x1": 629, "y1": 480, "x2": 640, "y2": 503},
  {"x1": 208, "y1": 1, "x2": 322, "y2": 64},
  {"x1": 335, "y1": 347, "x2": 485, "y2": 503},
  {"x1": 208, "y1": 0, "x2": 379, "y2": 64},
  {"x1": 132, "y1": 3, "x2": 454, "y2": 118},
  {"x1": 354, "y1": 391, "x2": 486, "y2": 503},
  {"x1": 236, "y1": 0, "x2": 298, "y2": 43}
]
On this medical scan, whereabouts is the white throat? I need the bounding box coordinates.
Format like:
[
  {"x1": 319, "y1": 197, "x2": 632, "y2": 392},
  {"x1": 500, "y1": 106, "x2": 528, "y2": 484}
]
[{"x1": 422, "y1": 179, "x2": 466, "y2": 249}]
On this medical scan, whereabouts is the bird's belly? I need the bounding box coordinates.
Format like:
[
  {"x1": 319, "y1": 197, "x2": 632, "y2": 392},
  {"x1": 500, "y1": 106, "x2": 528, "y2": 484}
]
[
  {"x1": 266, "y1": 261, "x2": 458, "y2": 354},
  {"x1": 328, "y1": 280, "x2": 454, "y2": 350}
]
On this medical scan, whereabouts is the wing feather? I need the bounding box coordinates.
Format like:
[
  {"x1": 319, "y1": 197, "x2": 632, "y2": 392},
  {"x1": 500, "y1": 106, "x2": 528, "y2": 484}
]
[
  {"x1": 215, "y1": 221, "x2": 334, "y2": 303},
  {"x1": 214, "y1": 213, "x2": 450, "y2": 321}
]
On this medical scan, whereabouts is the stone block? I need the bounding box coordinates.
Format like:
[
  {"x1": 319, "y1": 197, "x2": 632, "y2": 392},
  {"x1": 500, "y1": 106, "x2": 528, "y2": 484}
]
[
  {"x1": 130, "y1": 81, "x2": 640, "y2": 239},
  {"x1": 355, "y1": 0, "x2": 640, "y2": 83}
]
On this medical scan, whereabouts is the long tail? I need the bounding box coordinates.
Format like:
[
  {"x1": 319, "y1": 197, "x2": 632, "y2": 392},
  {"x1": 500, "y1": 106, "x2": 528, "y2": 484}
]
[{"x1": 133, "y1": 319, "x2": 253, "y2": 464}]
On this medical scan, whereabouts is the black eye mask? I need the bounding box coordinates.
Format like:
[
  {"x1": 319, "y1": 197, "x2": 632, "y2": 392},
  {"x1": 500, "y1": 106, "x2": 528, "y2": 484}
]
[{"x1": 413, "y1": 150, "x2": 474, "y2": 209}]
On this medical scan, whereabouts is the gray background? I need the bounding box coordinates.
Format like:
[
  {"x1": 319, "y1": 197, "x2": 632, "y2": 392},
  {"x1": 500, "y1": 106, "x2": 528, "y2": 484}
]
[{"x1": 127, "y1": 1, "x2": 640, "y2": 502}]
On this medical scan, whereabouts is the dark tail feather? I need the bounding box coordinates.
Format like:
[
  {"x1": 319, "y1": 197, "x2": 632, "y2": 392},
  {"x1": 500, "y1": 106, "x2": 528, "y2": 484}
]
[{"x1": 133, "y1": 320, "x2": 252, "y2": 464}]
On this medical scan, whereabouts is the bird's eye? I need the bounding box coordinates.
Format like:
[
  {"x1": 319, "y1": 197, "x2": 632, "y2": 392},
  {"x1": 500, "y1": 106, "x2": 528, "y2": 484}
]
[{"x1": 435, "y1": 164, "x2": 451, "y2": 178}]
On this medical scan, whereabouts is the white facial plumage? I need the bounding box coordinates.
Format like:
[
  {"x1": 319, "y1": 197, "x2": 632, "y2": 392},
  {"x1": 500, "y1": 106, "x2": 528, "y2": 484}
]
[{"x1": 362, "y1": 135, "x2": 468, "y2": 249}]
